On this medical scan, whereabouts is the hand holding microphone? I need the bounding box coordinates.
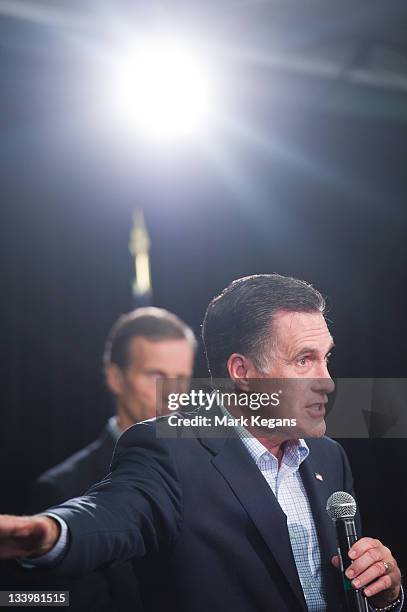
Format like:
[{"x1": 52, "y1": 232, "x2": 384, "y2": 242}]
[{"x1": 327, "y1": 492, "x2": 401, "y2": 611}]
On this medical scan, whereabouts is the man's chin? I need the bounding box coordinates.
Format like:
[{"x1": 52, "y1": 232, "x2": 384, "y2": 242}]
[
  {"x1": 291, "y1": 420, "x2": 326, "y2": 439},
  {"x1": 305, "y1": 421, "x2": 326, "y2": 438}
]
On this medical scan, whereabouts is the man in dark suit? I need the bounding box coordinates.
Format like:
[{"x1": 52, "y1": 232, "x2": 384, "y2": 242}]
[
  {"x1": 28, "y1": 307, "x2": 196, "y2": 611},
  {"x1": 0, "y1": 275, "x2": 402, "y2": 612},
  {"x1": 30, "y1": 306, "x2": 196, "y2": 509}
]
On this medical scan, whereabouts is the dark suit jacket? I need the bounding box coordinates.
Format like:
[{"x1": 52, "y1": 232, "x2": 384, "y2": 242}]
[
  {"x1": 46, "y1": 416, "x2": 360, "y2": 612},
  {"x1": 29, "y1": 425, "x2": 143, "y2": 612},
  {"x1": 31, "y1": 428, "x2": 115, "y2": 510}
]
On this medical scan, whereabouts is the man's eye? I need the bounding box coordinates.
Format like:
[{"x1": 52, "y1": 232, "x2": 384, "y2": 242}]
[
  {"x1": 297, "y1": 357, "x2": 309, "y2": 366},
  {"x1": 148, "y1": 372, "x2": 162, "y2": 379}
]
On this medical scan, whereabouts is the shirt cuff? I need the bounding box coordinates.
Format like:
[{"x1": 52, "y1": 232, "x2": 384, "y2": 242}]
[{"x1": 18, "y1": 514, "x2": 69, "y2": 568}]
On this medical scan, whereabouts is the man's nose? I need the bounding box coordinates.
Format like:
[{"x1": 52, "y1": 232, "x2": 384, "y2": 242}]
[
  {"x1": 311, "y1": 374, "x2": 335, "y2": 396},
  {"x1": 162, "y1": 378, "x2": 179, "y2": 396}
]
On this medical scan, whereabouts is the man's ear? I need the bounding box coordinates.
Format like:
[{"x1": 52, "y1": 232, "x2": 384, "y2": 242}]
[
  {"x1": 226, "y1": 353, "x2": 257, "y2": 391},
  {"x1": 105, "y1": 363, "x2": 124, "y2": 396}
]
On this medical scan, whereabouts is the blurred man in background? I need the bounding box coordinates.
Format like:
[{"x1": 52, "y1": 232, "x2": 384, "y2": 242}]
[
  {"x1": 31, "y1": 307, "x2": 196, "y2": 509},
  {"x1": 29, "y1": 307, "x2": 196, "y2": 611}
]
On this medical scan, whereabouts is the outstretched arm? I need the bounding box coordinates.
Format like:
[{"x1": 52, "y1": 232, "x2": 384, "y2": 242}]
[{"x1": 0, "y1": 423, "x2": 182, "y2": 574}]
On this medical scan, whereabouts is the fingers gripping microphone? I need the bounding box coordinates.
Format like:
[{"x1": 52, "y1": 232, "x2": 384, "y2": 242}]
[{"x1": 326, "y1": 492, "x2": 369, "y2": 612}]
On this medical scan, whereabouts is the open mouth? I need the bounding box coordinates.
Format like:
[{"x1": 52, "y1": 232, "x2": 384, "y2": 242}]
[{"x1": 306, "y1": 404, "x2": 326, "y2": 417}]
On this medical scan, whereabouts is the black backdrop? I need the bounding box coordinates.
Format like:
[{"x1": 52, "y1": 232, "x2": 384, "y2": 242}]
[{"x1": 2, "y1": 1, "x2": 407, "y2": 584}]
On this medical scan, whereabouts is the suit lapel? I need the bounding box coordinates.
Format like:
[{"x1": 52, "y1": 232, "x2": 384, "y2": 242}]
[
  {"x1": 208, "y1": 434, "x2": 307, "y2": 611},
  {"x1": 300, "y1": 446, "x2": 345, "y2": 611},
  {"x1": 96, "y1": 430, "x2": 116, "y2": 477}
]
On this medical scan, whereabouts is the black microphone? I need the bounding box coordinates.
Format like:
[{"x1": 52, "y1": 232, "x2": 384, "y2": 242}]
[{"x1": 326, "y1": 491, "x2": 369, "y2": 612}]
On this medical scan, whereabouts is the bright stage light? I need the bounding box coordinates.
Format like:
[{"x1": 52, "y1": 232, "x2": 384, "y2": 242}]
[{"x1": 109, "y1": 35, "x2": 215, "y2": 142}]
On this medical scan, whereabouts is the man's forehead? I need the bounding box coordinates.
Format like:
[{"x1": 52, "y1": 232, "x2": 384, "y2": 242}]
[
  {"x1": 273, "y1": 309, "x2": 327, "y2": 328},
  {"x1": 272, "y1": 310, "x2": 332, "y2": 344},
  {"x1": 127, "y1": 336, "x2": 193, "y2": 366}
]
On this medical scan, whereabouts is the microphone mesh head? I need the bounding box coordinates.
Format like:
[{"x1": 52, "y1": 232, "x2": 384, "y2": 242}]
[{"x1": 326, "y1": 491, "x2": 357, "y2": 520}]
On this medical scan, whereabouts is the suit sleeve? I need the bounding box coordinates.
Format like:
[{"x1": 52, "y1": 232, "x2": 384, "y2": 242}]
[{"x1": 45, "y1": 423, "x2": 183, "y2": 576}]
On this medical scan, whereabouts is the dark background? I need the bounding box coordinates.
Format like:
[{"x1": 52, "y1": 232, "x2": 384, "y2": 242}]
[{"x1": 2, "y1": 0, "x2": 407, "y2": 583}]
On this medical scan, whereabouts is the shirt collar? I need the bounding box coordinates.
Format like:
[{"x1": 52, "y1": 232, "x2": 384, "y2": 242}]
[
  {"x1": 107, "y1": 415, "x2": 123, "y2": 443},
  {"x1": 220, "y1": 405, "x2": 309, "y2": 469}
]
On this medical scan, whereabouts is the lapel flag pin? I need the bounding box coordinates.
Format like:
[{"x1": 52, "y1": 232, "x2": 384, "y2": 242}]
[{"x1": 315, "y1": 473, "x2": 324, "y2": 481}]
